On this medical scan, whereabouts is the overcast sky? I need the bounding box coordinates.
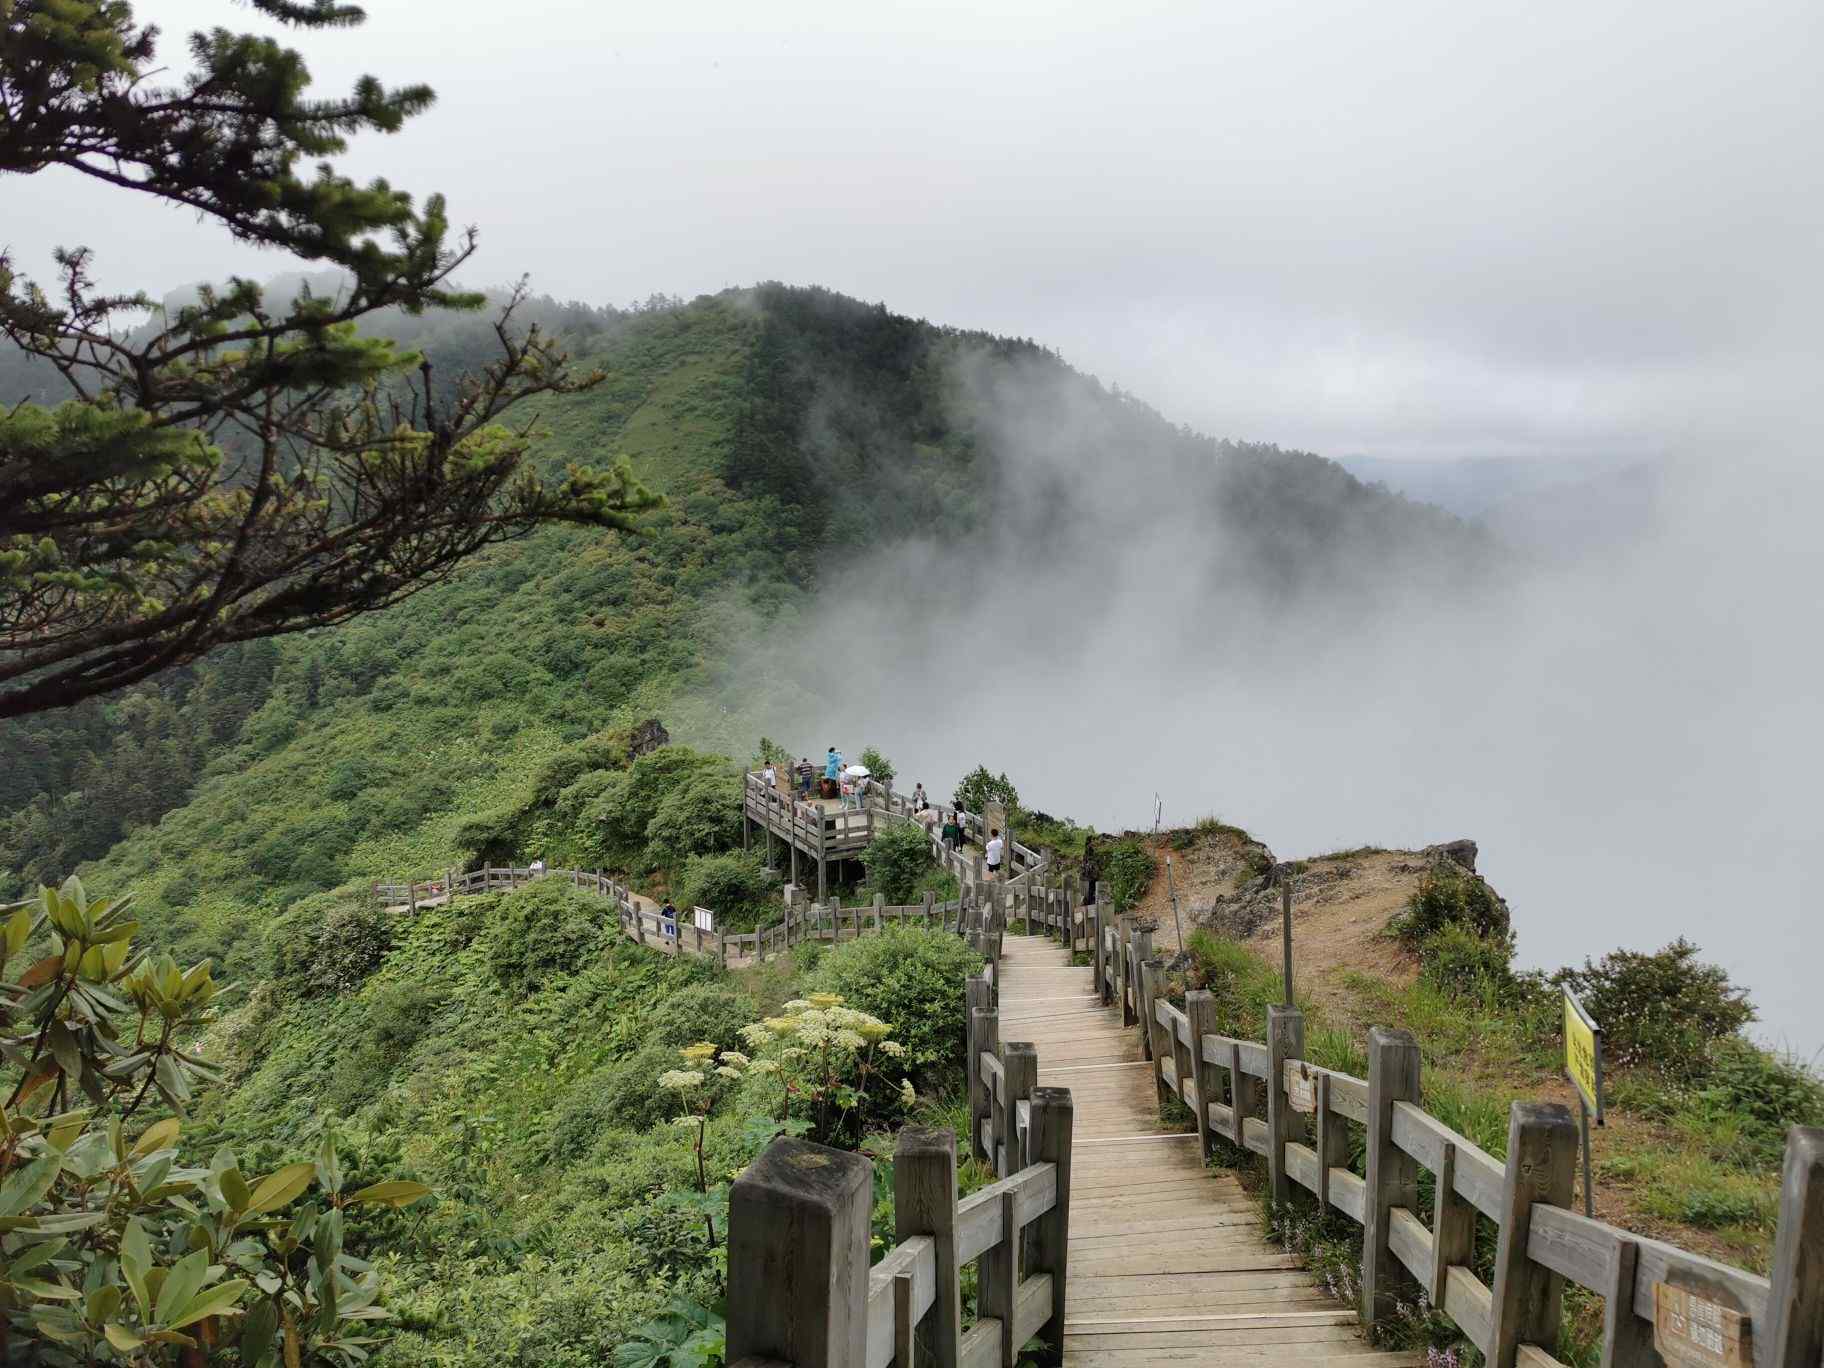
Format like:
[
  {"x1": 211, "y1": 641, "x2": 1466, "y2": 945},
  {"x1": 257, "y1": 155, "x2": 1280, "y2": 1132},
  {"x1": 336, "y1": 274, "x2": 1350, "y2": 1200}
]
[{"x1": 8, "y1": 0, "x2": 1820, "y2": 464}]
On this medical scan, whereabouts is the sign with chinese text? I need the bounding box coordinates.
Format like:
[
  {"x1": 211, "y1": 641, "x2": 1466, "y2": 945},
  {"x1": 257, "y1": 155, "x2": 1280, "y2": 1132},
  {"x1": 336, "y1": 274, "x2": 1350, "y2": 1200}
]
[
  {"x1": 1563, "y1": 988, "x2": 1604, "y2": 1122},
  {"x1": 1652, "y1": 1280, "x2": 1752, "y2": 1367},
  {"x1": 1283, "y1": 1062, "x2": 1317, "y2": 1114}
]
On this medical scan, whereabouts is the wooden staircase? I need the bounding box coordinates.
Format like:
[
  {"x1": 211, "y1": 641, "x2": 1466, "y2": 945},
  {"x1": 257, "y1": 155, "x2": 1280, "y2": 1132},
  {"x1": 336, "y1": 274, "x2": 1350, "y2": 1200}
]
[{"x1": 994, "y1": 933, "x2": 1426, "y2": 1366}]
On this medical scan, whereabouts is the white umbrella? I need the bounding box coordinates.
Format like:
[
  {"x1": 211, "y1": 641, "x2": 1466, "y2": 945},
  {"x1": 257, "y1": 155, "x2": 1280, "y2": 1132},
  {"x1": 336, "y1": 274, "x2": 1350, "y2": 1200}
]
[{"x1": 844, "y1": 764, "x2": 871, "y2": 778}]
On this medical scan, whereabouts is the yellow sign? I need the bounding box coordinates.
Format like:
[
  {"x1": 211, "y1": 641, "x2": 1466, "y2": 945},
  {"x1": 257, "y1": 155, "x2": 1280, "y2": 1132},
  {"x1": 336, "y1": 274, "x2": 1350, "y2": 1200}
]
[{"x1": 1564, "y1": 989, "x2": 1603, "y2": 1121}]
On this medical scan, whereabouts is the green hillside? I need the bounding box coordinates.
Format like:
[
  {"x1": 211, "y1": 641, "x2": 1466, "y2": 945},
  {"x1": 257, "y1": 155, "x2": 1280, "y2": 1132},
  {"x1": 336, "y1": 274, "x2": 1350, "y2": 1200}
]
[{"x1": 0, "y1": 282, "x2": 1508, "y2": 1363}]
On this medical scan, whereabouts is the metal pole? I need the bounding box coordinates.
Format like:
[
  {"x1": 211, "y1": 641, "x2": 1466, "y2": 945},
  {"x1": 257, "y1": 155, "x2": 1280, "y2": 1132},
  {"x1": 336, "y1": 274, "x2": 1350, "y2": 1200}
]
[{"x1": 1281, "y1": 874, "x2": 1294, "y2": 1007}]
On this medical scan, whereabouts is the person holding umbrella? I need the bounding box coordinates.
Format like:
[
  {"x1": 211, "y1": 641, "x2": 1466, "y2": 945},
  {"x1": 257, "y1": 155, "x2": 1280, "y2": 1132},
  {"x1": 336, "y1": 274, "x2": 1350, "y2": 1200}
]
[{"x1": 843, "y1": 762, "x2": 871, "y2": 810}]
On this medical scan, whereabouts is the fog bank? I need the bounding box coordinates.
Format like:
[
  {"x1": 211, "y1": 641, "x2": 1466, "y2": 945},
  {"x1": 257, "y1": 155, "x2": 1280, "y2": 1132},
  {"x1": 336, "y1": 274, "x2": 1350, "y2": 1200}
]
[{"x1": 762, "y1": 360, "x2": 1823, "y2": 1056}]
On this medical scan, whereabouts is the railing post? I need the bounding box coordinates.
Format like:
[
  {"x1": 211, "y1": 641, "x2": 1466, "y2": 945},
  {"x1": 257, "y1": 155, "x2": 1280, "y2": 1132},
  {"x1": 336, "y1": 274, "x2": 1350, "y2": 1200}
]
[
  {"x1": 1362, "y1": 1026, "x2": 1422, "y2": 1330},
  {"x1": 1001, "y1": 1042, "x2": 1038, "y2": 1177},
  {"x1": 1185, "y1": 990, "x2": 1220, "y2": 1159},
  {"x1": 1139, "y1": 959, "x2": 1170, "y2": 1111},
  {"x1": 965, "y1": 973, "x2": 992, "y2": 1157},
  {"x1": 1766, "y1": 1126, "x2": 1824, "y2": 1368},
  {"x1": 726, "y1": 1137, "x2": 873, "y2": 1368},
  {"x1": 1029, "y1": 1087, "x2": 1075, "y2": 1366},
  {"x1": 1130, "y1": 926, "x2": 1153, "y2": 1042},
  {"x1": 1266, "y1": 1005, "x2": 1307, "y2": 1204},
  {"x1": 1488, "y1": 1102, "x2": 1578, "y2": 1368},
  {"x1": 894, "y1": 1126, "x2": 962, "y2": 1368},
  {"x1": 971, "y1": 1005, "x2": 1000, "y2": 1165},
  {"x1": 1430, "y1": 1139, "x2": 1477, "y2": 1310},
  {"x1": 1092, "y1": 901, "x2": 1108, "y2": 1005},
  {"x1": 872, "y1": 892, "x2": 884, "y2": 932}
]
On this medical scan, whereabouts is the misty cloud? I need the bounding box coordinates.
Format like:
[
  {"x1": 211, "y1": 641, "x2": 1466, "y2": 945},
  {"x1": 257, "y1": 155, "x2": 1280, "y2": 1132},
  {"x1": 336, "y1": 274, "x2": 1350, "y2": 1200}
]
[{"x1": 756, "y1": 352, "x2": 1823, "y2": 1055}]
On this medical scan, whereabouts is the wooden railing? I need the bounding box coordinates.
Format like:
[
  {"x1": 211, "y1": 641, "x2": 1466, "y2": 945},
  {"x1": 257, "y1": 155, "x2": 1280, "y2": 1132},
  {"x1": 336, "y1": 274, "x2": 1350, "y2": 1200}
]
[
  {"x1": 744, "y1": 771, "x2": 1047, "y2": 900},
  {"x1": 1090, "y1": 913, "x2": 1824, "y2": 1368},
  {"x1": 373, "y1": 864, "x2": 1033, "y2": 968},
  {"x1": 726, "y1": 896, "x2": 1076, "y2": 1368}
]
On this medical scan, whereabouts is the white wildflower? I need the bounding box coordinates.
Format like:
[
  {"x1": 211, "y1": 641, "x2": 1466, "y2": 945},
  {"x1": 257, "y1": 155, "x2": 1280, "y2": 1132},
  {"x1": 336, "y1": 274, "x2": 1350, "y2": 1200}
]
[
  {"x1": 879, "y1": 1040, "x2": 906, "y2": 1058},
  {"x1": 658, "y1": 1070, "x2": 705, "y2": 1091},
  {"x1": 715, "y1": 1065, "x2": 743, "y2": 1080}
]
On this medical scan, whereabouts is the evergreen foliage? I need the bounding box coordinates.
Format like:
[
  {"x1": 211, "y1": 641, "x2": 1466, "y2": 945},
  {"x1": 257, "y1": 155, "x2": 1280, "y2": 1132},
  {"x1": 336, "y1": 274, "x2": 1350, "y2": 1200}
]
[
  {"x1": 952, "y1": 765, "x2": 1018, "y2": 814},
  {"x1": 1556, "y1": 937, "x2": 1755, "y2": 1075},
  {"x1": 0, "y1": 0, "x2": 661, "y2": 717}
]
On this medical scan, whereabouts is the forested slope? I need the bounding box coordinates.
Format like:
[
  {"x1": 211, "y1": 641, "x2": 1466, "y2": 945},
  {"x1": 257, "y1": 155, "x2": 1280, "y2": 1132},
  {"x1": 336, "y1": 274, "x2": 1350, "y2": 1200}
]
[{"x1": 4, "y1": 282, "x2": 1486, "y2": 961}]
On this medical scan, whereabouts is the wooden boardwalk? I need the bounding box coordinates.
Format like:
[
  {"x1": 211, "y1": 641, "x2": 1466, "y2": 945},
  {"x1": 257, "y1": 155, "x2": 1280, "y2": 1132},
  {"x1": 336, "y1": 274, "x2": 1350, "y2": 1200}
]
[{"x1": 996, "y1": 933, "x2": 1424, "y2": 1367}]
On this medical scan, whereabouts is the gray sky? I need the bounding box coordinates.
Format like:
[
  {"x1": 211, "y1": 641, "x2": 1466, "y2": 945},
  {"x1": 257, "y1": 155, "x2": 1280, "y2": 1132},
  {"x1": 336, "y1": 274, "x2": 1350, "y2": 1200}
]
[{"x1": 8, "y1": 0, "x2": 1821, "y2": 463}]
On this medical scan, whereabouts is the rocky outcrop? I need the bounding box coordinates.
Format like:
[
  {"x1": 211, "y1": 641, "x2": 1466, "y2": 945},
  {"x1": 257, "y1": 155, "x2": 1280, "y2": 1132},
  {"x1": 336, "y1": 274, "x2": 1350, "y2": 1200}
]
[
  {"x1": 628, "y1": 718, "x2": 670, "y2": 757},
  {"x1": 1424, "y1": 839, "x2": 1478, "y2": 872}
]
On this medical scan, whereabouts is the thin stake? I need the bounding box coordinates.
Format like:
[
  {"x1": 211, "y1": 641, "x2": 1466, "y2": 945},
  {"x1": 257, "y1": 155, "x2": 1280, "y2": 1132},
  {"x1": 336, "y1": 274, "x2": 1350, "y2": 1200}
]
[
  {"x1": 1164, "y1": 855, "x2": 1185, "y2": 956},
  {"x1": 1281, "y1": 873, "x2": 1294, "y2": 1007},
  {"x1": 1579, "y1": 1093, "x2": 1595, "y2": 1218}
]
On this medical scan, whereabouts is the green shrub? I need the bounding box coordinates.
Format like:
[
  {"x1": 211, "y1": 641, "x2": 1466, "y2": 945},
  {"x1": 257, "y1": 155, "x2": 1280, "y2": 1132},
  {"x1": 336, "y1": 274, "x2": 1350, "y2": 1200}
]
[
  {"x1": 330, "y1": 982, "x2": 451, "y2": 1107},
  {"x1": 673, "y1": 851, "x2": 776, "y2": 929},
  {"x1": 551, "y1": 986, "x2": 758, "y2": 1146},
  {"x1": 1419, "y1": 923, "x2": 1516, "y2": 1000},
  {"x1": 1555, "y1": 938, "x2": 1754, "y2": 1077},
  {"x1": 643, "y1": 766, "x2": 742, "y2": 867},
  {"x1": 531, "y1": 727, "x2": 634, "y2": 798},
  {"x1": 1391, "y1": 864, "x2": 1510, "y2": 948},
  {"x1": 814, "y1": 928, "x2": 982, "y2": 1078},
  {"x1": 484, "y1": 879, "x2": 612, "y2": 992},
  {"x1": 1695, "y1": 1038, "x2": 1824, "y2": 1161},
  {"x1": 1103, "y1": 839, "x2": 1157, "y2": 911},
  {"x1": 952, "y1": 765, "x2": 1017, "y2": 814},
  {"x1": 591, "y1": 746, "x2": 730, "y2": 865},
  {"x1": 1182, "y1": 930, "x2": 1284, "y2": 1038},
  {"x1": 858, "y1": 746, "x2": 896, "y2": 787},
  {"x1": 266, "y1": 891, "x2": 395, "y2": 998},
  {"x1": 860, "y1": 819, "x2": 933, "y2": 903}
]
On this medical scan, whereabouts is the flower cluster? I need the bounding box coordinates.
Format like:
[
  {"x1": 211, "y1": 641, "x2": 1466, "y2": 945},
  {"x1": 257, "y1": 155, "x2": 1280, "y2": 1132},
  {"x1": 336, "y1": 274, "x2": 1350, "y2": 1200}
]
[{"x1": 737, "y1": 994, "x2": 915, "y2": 1149}]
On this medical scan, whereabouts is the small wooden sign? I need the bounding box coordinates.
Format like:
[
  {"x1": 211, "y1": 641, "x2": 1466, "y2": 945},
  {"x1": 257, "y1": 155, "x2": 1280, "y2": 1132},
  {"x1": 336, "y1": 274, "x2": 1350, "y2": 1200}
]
[
  {"x1": 1283, "y1": 1062, "x2": 1317, "y2": 1114},
  {"x1": 1653, "y1": 1280, "x2": 1753, "y2": 1367}
]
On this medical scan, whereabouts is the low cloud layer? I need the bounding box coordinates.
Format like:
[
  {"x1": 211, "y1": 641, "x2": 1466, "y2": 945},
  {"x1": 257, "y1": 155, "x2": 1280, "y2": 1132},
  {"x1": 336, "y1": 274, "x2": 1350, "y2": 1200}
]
[{"x1": 760, "y1": 356, "x2": 1823, "y2": 1055}]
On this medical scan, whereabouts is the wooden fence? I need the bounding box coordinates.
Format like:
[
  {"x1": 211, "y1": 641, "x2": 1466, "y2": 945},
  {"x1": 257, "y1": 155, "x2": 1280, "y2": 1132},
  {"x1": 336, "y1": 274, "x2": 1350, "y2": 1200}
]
[
  {"x1": 726, "y1": 892, "x2": 1077, "y2": 1368},
  {"x1": 376, "y1": 783, "x2": 1053, "y2": 969},
  {"x1": 374, "y1": 864, "x2": 1039, "y2": 968},
  {"x1": 1087, "y1": 911, "x2": 1824, "y2": 1368}
]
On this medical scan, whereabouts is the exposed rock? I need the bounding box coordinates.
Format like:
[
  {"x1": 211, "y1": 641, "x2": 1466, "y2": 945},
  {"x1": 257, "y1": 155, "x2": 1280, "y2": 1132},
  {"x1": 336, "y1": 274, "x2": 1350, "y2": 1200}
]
[
  {"x1": 1423, "y1": 839, "x2": 1478, "y2": 872},
  {"x1": 628, "y1": 718, "x2": 670, "y2": 757}
]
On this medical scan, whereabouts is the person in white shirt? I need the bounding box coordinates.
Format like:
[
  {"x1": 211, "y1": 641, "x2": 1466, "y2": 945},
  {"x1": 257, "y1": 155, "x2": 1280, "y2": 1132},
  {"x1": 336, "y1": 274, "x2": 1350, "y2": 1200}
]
[
  {"x1": 912, "y1": 783, "x2": 927, "y2": 812},
  {"x1": 762, "y1": 763, "x2": 777, "y2": 790},
  {"x1": 984, "y1": 830, "x2": 1004, "y2": 878}
]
